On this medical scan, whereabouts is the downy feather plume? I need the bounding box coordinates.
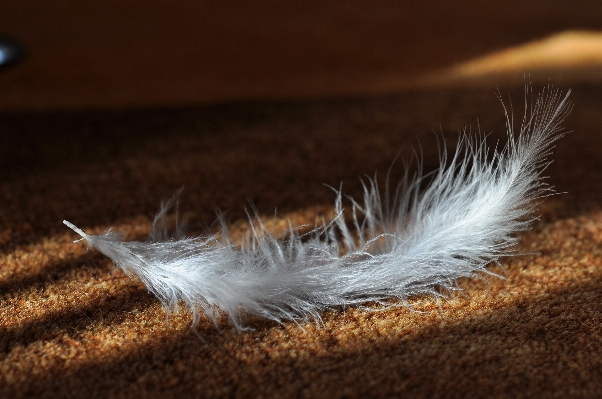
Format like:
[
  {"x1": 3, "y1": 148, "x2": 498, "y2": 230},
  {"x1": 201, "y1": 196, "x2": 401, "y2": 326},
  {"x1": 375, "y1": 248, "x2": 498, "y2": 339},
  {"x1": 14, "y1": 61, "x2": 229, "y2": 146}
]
[{"x1": 64, "y1": 86, "x2": 572, "y2": 329}]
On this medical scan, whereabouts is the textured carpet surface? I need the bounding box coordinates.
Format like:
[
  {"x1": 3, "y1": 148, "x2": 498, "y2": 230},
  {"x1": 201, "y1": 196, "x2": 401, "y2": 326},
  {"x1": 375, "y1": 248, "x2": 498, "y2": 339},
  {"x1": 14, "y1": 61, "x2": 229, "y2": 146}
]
[
  {"x1": 2, "y1": 2, "x2": 602, "y2": 398},
  {"x1": 2, "y1": 86, "x2": 602, "y2": 398}
]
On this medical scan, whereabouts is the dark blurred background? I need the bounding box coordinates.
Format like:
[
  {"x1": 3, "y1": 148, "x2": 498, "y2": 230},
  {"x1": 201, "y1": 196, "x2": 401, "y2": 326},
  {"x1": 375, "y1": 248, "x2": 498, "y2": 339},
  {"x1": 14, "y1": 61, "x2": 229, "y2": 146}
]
[{"x1": 1, "y1": 0, "x2": 601, "y2": 111}]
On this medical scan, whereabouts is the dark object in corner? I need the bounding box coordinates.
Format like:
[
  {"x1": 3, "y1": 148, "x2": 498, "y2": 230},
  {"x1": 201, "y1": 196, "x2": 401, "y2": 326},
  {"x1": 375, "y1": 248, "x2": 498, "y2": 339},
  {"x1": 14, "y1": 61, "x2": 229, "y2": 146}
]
[{"x1": 0, "y1": 35, "x2": 24, "y2": 68}]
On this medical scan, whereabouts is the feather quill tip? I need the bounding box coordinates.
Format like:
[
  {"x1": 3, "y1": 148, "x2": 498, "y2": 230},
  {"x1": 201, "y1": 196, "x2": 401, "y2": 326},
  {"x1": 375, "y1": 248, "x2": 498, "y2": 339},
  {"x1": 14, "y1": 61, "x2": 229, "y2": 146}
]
[{"x1": 63, "y1": 220, "x2": 88, "y2": 243}]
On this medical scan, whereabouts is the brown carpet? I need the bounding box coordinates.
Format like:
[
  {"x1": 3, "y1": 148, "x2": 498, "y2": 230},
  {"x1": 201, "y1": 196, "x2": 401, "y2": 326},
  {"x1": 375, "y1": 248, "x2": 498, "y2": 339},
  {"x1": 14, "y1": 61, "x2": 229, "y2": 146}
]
[{"x1": 2, "y1": 2, "x2": 602, "y2": 398}]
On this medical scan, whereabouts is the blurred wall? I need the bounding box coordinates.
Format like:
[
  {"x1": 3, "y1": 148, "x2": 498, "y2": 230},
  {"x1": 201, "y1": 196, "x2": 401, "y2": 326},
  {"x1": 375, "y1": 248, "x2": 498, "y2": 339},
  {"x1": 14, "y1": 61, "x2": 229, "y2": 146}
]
[{"x1": 1, "y1": 0, "x2": 601, "y2": 110}]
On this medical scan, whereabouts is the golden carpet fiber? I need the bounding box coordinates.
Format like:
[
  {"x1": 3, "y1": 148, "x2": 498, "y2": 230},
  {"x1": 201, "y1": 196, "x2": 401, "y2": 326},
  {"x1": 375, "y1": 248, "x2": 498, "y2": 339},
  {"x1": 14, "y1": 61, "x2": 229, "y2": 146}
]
[{"x1": 1, "y1": 85, "x2": 602, "y2": 398}]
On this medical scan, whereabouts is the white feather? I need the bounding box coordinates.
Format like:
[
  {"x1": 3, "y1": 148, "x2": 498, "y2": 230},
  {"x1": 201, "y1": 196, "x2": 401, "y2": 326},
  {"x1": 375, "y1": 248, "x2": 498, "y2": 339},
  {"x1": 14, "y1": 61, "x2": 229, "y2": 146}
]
[{"x1": 63, "y1": 86, "x2": 572, "y2": 329}]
